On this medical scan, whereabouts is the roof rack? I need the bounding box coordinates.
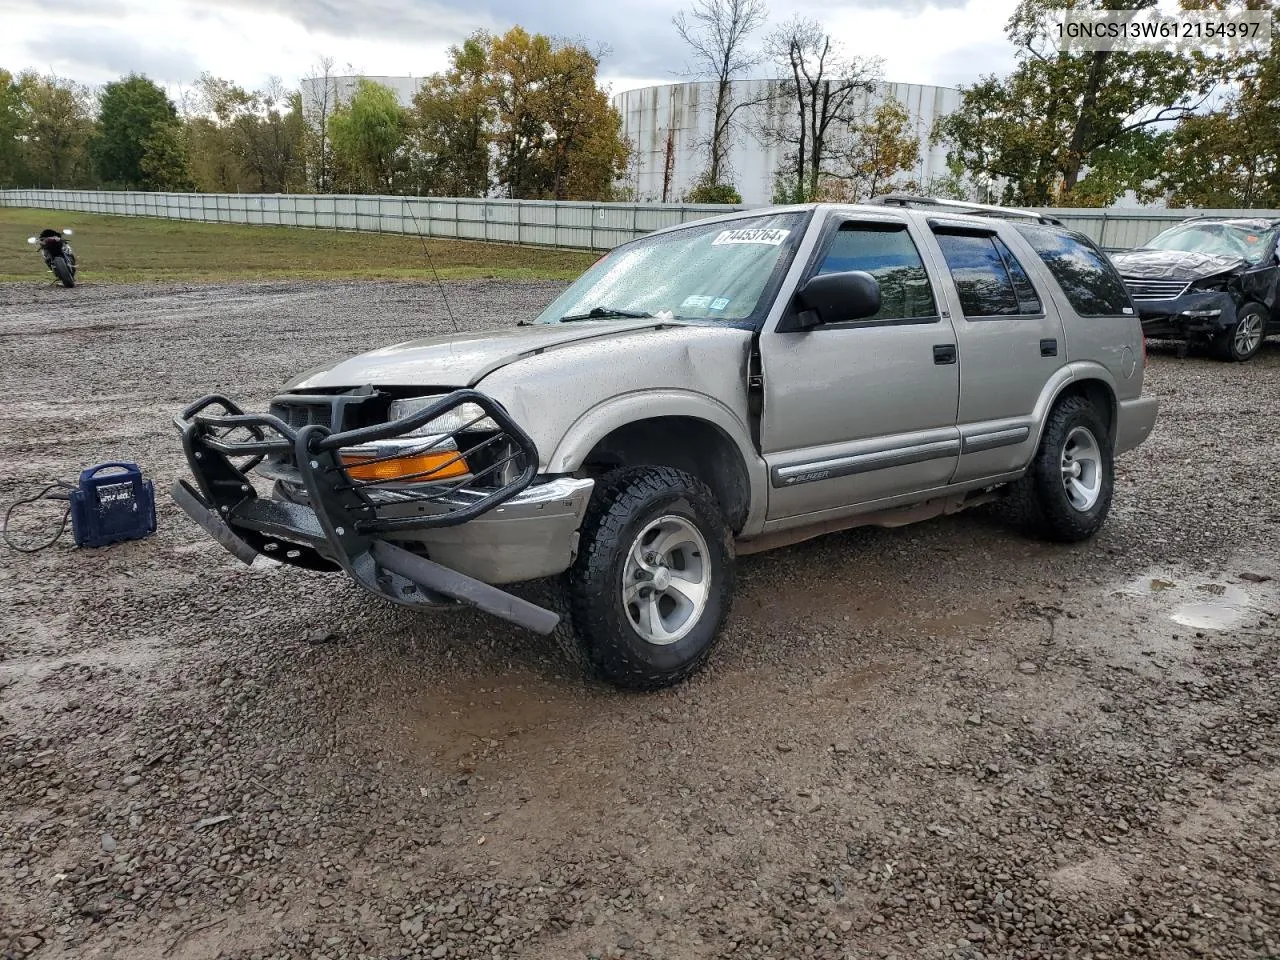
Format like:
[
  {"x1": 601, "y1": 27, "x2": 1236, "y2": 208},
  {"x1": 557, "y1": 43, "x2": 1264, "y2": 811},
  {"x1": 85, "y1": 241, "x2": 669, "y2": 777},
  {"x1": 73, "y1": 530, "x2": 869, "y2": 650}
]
[
  {"x1": 866, "y1": 193, "x2": 1063, "y2": 226},
  {"x1": 1176, "y1": 213, "x2": 1280, "y2": 226}
]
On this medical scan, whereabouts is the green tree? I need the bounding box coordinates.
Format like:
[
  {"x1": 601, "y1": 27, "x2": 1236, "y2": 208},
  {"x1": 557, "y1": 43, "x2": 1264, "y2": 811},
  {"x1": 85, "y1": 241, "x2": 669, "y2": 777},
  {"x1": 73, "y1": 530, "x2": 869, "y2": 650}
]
[
  {"x1": 828, "y1": 98, "x2": 921, "y2": 201},
  {"x1": 139, "y1": 121, "x2": 195, "y2": 190},
  {"x1": 409, "y1": 34, "x2": 494, "y2": 196},
  {"x1": 184, "y1": 74, "x2": 304, "y2": 193},
  {"x1": 489, "y1": 26, "x2": 631, "y2": 200},
  {"x1": 18, "y1": 73, "x2": 95, "y2": 187},
  {"x1": 90, "y1": 74, "x2": 180, "y2": 188},
  {"x1": 1159, "y1": 24, "x2": 1280, "y2": 207},
  {"x1": 0, "y1": 69, "x2": 28, "y2": 187},
  {"x1": 934, "y1": 0, "x2": 1224, "y2": 205},
  {"x1": 328, "y1": 78, "x2": 407, "y2": 193},
  {"x1": 685, "y1": 172, "x2": 743, "y2": 203}
]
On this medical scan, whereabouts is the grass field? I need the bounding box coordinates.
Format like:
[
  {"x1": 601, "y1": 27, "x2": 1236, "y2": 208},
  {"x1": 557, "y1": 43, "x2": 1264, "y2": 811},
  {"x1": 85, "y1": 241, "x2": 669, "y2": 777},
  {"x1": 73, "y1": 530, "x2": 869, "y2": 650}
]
[{"x1": 0, "y1": 207, "x2": 597, "y2": 284}]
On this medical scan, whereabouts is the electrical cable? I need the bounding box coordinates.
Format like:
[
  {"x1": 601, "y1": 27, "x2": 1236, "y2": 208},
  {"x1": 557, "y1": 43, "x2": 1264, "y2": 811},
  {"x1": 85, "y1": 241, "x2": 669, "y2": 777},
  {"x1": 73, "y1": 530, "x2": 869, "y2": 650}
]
[{"x1": 2, "y1": 480, "x2": 76, "y2": 553}]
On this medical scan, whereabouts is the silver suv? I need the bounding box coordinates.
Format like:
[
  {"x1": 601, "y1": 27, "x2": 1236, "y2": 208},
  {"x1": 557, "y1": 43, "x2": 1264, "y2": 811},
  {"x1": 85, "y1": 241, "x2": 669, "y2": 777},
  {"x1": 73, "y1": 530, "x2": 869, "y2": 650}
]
[{"x1": 174, "y1": 197, "x2": 1158, "y2": 689}]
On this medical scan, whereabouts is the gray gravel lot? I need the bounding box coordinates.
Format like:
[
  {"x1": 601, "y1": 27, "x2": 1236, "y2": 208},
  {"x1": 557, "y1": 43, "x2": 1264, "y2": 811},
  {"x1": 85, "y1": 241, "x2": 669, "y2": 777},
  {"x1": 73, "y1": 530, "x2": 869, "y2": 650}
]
[{"x1": 1, "y1": 279, "x2": 1279, "y2": 960}]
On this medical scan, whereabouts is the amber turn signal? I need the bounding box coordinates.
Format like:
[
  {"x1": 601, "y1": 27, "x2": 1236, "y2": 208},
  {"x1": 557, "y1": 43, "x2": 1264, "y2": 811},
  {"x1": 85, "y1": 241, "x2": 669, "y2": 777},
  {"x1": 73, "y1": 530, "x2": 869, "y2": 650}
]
[{"x1": 341, "y1": 451, "x2": 468, "y2": 482}]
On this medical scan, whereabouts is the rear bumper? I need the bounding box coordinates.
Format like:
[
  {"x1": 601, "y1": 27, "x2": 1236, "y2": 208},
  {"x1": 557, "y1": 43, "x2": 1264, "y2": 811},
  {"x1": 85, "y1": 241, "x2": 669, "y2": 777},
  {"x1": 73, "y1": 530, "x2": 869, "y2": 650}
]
[
  {"x1": 172, "y1": 390, "x2": 592, "y2": 634},
  {"x1": 1115, "y1": 394, "x2": 1159, "y2": 456}
]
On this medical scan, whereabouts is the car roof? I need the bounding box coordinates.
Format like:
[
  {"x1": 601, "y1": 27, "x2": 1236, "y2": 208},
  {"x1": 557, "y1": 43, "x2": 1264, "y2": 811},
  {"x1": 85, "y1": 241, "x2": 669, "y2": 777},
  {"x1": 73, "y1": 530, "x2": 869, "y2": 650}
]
[{"x1": 644, "y1": 201, "x2": 1059, "y2": 239}]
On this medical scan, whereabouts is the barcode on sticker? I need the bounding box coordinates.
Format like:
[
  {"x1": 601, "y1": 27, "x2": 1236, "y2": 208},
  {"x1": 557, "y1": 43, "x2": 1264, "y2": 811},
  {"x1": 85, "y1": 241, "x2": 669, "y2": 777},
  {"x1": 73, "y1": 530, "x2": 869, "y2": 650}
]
[{"x1": 712, "y1": 228, "x2": 790, "y2": 246}]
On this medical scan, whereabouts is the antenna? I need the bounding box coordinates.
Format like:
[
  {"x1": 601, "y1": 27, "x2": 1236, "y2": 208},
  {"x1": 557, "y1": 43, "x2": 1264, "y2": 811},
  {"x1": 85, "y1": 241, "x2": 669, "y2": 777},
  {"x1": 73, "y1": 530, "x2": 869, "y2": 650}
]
[{"x1": 402, "y1": 198, "x2": 460, "y2": 334}]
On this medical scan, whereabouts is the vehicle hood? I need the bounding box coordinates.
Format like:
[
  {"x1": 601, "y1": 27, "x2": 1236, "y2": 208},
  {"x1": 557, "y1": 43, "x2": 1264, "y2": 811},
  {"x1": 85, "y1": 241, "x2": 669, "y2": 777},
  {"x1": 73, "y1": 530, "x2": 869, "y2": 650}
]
[
  {"x1": 285, "y1": 319, "x2": 705, "y2": 390},
  {"x1": 1110, "y1": 248, "x2": 1247, "y2": 282}
]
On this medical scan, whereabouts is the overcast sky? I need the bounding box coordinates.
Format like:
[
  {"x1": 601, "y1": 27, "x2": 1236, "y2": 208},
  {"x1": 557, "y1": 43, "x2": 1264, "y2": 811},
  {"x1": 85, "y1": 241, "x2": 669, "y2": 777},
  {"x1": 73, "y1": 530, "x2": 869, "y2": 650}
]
[{"x1": 0, "y1": 0, "x2": 1022, "y2": 100}]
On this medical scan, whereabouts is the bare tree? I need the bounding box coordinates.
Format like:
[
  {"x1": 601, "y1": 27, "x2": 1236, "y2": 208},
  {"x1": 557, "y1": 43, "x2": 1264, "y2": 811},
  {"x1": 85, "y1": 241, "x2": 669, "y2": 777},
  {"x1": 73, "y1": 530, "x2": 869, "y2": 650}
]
[
  {"x1": 764, "y1": 15, "x2": 881, "y2": 201},
  {"x1": 301, "y1": 56, "x2": 337, "y2": 192},
  {"x1": 673, "y1": 0, "x2": 768, "y2": 186}
]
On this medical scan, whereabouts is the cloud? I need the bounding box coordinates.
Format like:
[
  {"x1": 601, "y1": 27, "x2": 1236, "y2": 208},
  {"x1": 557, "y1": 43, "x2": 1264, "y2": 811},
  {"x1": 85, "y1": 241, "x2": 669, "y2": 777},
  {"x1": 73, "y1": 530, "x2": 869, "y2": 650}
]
[
  {"x1": 25, "y1": 27, "x2": 201, "y2": 83},
  {"x1": 0, "y1": 0, "x2": 1019, "y2": 98},
  {"x1": 929, "y1": 38, "x2": 1017, "y2": 88},
  {"x1": 206, "y1": 0, "x2": 480, "y2": 44}
]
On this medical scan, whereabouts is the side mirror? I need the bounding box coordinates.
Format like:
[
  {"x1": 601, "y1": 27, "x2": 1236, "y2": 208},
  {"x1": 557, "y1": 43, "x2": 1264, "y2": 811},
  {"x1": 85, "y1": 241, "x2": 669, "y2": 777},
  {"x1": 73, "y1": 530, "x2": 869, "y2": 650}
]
[
  {"x1": 786, "y1": 270, "x2": 882, "y2": 330},
  {"x1": 63, "y1": 229, "x2": 73, "y2": 236}
]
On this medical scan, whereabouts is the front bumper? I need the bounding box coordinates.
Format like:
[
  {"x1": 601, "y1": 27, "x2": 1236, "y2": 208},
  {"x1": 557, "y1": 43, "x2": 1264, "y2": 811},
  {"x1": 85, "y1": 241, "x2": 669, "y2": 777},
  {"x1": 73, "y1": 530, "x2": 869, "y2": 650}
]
[
  {"x1": 1134, "y1": 290, "x2": 1237, "y2": 339},
  {"x1": 172, "y1": 390, "x2": 593, "y2": 634}
]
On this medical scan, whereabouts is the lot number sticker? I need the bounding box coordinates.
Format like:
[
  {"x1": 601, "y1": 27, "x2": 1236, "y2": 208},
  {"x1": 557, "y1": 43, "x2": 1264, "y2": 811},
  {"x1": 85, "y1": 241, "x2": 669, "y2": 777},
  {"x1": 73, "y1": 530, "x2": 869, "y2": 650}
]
[{"x1": 711, "y1": 228, "x2": 790, "y2": 246}]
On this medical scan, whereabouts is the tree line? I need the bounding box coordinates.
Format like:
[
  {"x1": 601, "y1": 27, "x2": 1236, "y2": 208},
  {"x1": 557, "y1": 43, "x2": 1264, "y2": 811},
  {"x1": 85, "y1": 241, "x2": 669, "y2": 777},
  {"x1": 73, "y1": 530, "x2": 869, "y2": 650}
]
[
  {"x1": 0, "y1": 25, "x2": 631, "y2": 201},
  {"x1": 4, "y1": 0, "x2": 1278, "y2": 208}
]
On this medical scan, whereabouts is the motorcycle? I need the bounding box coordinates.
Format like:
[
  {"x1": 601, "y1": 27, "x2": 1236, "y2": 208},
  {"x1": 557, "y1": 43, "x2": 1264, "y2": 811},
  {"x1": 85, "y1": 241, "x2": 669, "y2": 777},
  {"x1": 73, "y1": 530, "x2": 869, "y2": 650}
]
[{"x1": 26, "y1": 229, "x2": 78, "y2": 287}]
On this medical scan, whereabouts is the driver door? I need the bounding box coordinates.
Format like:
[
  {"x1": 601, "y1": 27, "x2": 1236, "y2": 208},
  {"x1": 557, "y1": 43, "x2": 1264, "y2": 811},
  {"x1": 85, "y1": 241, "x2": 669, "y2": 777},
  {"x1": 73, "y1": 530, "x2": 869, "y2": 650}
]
[{"x1": 758, "y1": 214, "x2": 962, "y2": 523}]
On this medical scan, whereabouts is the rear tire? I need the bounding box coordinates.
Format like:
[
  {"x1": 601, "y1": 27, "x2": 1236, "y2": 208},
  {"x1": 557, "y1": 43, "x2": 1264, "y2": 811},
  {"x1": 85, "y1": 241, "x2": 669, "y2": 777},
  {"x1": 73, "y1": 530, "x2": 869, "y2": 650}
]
[
  {"x1": 52, "y1": 256, "x2": 74, "y2": 288},
  {"x1": 565, "y1": 466, "x2": 734, "y2": 690},
  {"x1": 1210, "y1": 303, "x2": 1265, "y2": 361},
  {"x1": 1005, "y1": 395, "x2": 1114, "y2": 543}
]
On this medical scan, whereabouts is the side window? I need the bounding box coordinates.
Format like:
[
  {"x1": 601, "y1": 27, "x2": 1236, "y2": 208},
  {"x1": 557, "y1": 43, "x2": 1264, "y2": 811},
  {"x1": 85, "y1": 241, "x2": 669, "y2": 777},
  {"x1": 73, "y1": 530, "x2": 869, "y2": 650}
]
[
  {"x1": 815, "y1": 223, "x2": 939, "y2": 323},
  {"x1": 1014, "y1": 225, "x2": 1134, "y2": 317},
  {"x1": 993, "y1": 236, "x2": 1042, "y2": 314},
  {"x1": 934, "y1": 230, "x2": 1039, "y2": 318}
]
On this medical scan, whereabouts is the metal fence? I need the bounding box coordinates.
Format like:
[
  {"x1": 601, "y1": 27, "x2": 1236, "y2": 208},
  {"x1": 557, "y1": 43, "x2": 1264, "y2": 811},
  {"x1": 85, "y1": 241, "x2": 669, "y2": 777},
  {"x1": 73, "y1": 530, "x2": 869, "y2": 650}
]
[
  {"x1": 3, "y1": 188, "x2": 1278, "y2": 252},
  {"x1": 0, "y1": 190, "x2": 751, "y2": 251}
]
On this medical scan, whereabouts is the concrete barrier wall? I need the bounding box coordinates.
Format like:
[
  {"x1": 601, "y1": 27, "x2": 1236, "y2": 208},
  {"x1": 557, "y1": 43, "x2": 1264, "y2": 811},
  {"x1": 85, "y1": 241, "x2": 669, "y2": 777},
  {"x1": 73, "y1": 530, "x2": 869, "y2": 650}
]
[{"x1": 4, "y1": 189, "x2": 1278, "y2": 252}]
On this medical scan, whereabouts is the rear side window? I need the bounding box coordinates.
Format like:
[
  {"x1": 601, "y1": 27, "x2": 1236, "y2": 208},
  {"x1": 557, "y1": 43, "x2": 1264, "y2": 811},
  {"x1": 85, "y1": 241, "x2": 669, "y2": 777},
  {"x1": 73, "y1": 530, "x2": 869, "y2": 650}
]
[
  {"x1": 815, "y1": 222, "x2": 939, "y2": 322},
  {"x1": 933, "y1": 231, "x2": 1042, "y2": 317},
  {"x1": 994, "y1": 237, "x2": 1042, "y2": 314},
  {"x1": 1014, "y1": 225, "x2": 1134, "y2": 317}
]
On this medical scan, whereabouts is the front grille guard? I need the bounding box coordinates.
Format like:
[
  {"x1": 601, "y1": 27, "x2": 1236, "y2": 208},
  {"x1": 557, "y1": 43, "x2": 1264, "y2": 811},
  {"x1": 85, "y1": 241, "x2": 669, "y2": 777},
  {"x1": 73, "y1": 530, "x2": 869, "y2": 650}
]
[
  {"x1": 172, "y1": 389, "x2": 563, "y2": 633},
  {"x1": 174, "y1": 389, "x2": 540, "y2": 539}
]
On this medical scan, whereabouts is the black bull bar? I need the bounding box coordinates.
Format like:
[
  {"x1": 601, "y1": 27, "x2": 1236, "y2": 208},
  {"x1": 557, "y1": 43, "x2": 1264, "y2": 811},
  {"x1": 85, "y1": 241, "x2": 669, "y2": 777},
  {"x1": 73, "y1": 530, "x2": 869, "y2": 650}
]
[{"x1": 171, "y1": 390, "x2": 561, "y2": 634}]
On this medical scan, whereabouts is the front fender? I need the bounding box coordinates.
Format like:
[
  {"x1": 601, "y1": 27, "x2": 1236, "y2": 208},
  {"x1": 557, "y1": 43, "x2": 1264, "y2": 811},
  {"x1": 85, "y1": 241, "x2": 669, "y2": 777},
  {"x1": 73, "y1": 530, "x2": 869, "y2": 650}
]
[{"x1": 547, "y1": 390, "x2": 770, "y2": 536}]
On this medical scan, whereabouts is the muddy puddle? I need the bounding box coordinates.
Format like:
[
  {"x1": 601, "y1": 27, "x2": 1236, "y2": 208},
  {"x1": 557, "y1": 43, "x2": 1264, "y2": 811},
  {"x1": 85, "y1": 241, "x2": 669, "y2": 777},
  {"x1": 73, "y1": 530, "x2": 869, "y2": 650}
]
[{"x1": 1121, "y1": 565, "x2": 1278, "y2": 633}]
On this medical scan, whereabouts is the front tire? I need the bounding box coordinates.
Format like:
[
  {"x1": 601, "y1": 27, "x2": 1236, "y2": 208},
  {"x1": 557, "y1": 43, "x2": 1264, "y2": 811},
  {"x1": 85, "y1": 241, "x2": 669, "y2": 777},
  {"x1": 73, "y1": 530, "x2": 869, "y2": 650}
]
[
  {"x1": 565, "y1": 466, "x2": 734, "y2": 690},
  {"x1": 1210, "y1": 303, "x2": 1265, "y2": 361},
  {"x1": 51, "y1": 256, "x2": 75, "y2": 288},
  {"x1": 1007, "y1": 395, "x2": 1114, "y2": 543}
]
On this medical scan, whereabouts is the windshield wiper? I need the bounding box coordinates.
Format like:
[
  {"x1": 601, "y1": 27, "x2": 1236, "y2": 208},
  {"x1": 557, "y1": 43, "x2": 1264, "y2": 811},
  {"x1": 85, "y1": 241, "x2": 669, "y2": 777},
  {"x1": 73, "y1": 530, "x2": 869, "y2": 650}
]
[{"x1": 559, "y1": 306, "x2": 655, "y2": 322}]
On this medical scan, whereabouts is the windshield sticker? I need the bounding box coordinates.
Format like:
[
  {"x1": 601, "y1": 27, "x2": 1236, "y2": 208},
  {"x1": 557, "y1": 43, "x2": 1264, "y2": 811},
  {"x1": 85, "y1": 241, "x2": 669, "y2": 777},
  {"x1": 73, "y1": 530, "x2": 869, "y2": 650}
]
[
  {"x1": 710, "y1": 297, "x2": 730, "y2": 310},
  {"x1": 711, "y1": 227, "x2": 790, "y2": 246},
  {"x1": 681, "y1": 294, "x2": 715, "y2": 310}
]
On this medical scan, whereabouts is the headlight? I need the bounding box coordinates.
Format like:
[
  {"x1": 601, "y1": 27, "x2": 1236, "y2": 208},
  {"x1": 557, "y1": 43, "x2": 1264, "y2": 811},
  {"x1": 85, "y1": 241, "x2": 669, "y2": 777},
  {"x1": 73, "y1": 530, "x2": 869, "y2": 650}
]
[
  {"x1": 1191, "y1": 276, "x2": 1229, "y2": 292},
  {"x1": 388, "y1": 396, "x2": 498, "y2": 435}
]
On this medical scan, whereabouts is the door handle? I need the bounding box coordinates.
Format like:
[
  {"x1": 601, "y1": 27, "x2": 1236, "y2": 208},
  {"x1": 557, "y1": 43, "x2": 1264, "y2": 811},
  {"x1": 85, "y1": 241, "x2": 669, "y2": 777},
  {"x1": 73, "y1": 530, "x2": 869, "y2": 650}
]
[
  {"x1": 1040, "y1": 338, "x2": 1058, "y2": 357},
  {"x1": 933, "y1": 343, "x2": 957, "y2": 365}
]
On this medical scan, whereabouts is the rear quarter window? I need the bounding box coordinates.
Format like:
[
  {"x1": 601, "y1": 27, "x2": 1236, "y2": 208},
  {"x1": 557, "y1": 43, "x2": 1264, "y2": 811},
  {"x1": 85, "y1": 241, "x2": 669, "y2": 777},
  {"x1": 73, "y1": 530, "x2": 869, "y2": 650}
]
[{"x1": 1014, "y1": 225, "x2": 1134, "y2": 317}]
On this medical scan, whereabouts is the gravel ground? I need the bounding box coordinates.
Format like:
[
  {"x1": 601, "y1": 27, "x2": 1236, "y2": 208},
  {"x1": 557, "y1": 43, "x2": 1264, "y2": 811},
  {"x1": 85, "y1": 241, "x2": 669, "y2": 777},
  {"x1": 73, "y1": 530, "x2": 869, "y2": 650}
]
[{"x1": 1, "y1": 279, "x2": 1279, "y2": 960}]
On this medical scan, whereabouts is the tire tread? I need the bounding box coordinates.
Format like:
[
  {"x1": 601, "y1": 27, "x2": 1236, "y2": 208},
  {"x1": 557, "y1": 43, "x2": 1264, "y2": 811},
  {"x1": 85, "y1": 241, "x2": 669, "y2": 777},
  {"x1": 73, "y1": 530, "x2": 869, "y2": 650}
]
[{"x1": 565, "y1": 466, "x2": 732, "y2": 690}]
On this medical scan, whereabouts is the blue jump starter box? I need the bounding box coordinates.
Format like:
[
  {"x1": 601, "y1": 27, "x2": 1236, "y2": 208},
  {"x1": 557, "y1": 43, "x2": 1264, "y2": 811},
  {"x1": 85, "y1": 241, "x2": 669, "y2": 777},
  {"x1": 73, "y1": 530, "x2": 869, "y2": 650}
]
[{"x1": 69, "y1": 462, "x2": 156, "y2": 548}]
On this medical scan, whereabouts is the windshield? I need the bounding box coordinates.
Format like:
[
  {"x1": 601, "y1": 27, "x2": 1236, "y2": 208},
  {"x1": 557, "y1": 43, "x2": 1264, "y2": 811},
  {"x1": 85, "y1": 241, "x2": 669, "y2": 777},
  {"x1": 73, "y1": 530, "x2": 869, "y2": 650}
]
[
  {"x1": 1144, "y1": 222, "x2": 1278, "y2": 264},
  {"x1": 534, "y1": 212, "x2": 809, "y2": 325}
]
